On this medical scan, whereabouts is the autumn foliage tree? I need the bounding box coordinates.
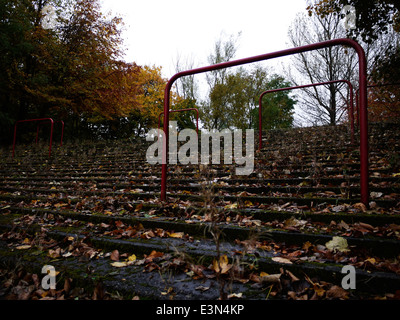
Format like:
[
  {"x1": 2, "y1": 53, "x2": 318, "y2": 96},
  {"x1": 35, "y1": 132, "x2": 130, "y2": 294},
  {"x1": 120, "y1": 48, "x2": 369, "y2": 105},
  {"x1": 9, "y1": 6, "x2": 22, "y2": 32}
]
[
  {"x1": 0, "y1": 0, "x2": 187, "y2": 143},
  {"x1": 367, "y1": 83, "x2": 400, "y2": 122}
]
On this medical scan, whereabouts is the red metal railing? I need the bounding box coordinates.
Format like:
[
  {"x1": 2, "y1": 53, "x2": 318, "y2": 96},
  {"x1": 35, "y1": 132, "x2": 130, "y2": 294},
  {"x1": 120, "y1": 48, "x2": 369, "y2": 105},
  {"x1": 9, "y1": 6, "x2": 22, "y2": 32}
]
[
  {"x1": 161, "y1": 38, "x2": 369, "y2": 205},
  {"x1": 258, "y1": 80, "x2": 355, "y2": 150},
  {"x1": 13, "y1": 118, "x2": 55, "y2": 158},
  {"x1": 36, "y1": 120, "x2": 64, "y2": 147},
  {"x1": 355, "y1": 83, "x2": 400, "y2": 125},
  {"x1": 158, "y1": 108, "x2": 199, "y2": 134}
]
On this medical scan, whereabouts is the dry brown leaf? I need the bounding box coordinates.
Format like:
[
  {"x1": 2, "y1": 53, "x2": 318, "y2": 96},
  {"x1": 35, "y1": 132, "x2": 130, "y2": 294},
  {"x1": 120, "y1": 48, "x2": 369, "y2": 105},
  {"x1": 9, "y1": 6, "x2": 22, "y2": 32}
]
[
  {"x1": 353, "y1": 203, "x2": 367, "y2": 212},
  {"x1": 110, "y1": 249, "x2": 119, "y2": 261},
  {"x1": 313, "y1": 284, "x2": 326, "y2": 297},
  {"x1": 326, "y1": 285, "x2": 349, "y2": 299},
  {"x1": 48, "y1": 248, "x2": 61, "y2": 258},
  {"x1": 302, "y1": 241, "x2": 313, "y2": 251},
  {"x1": 213, "y1": 255, "x2": 232, "y2": 274},
  {"x1": 260, "y1": 273, "x2": 281, "y2": 284},
  {"x1": 64, "y1": 278, "x2": 71, "y2": 295},
  {"x1": 146, "y1": 250, "x2": 164, "y2": 262}
]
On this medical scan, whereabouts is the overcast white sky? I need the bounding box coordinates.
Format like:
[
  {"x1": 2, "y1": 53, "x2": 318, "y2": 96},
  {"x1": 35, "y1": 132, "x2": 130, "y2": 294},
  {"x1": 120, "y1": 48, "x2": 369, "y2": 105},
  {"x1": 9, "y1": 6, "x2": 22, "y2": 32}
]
[{"x1": 100, "y1": 0, "x2": 308, "y2": 79}]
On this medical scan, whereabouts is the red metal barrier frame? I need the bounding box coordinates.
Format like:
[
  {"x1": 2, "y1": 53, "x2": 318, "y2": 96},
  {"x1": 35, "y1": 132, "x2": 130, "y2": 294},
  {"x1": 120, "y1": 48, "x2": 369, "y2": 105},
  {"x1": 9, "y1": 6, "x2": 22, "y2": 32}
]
[
  {"x1": 161, "y1": 38, "x2": 368, "y2": 205},
  {"x1": 158, "y1": 108, "x2": 199, "y2": 134},
  {"x1": 258, "y1": 79, "x2": 355, "y2": 150},
  {"x1": 36, "y1": 120, "x2": 64, "y2": 147},
  {"x1": 13, "y1": 118, "x2": 54, "y2": 158}
]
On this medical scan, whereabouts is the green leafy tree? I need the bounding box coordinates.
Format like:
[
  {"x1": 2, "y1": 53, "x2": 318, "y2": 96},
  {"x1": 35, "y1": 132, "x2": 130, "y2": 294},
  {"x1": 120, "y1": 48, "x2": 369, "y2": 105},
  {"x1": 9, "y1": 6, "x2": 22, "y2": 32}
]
[
  {"x1": 254, "y1": 76, "x2": 296, "y2": 131},
  {"x1": 201, "y1": 34, "x2": 295, "y2": 130}
]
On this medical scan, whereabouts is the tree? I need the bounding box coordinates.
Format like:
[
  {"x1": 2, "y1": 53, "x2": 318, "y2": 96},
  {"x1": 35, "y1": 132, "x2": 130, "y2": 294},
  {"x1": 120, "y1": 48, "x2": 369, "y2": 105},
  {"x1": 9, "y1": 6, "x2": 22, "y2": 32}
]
[
  {"x1": 0, "y1": 0, "x2": 145, "y2": 142},
  {"x1": 286, "y1": 11, "x2": 357, "y2": 126},
  {"x1": 309, "y1": 0, "x2": 400, "y2": 84},
  {"x1": 367, "y1": 83, "x2": 400, "y2": 122},
  {"x1": 308, "y1": 0, "x2": 400, "y2": 43},
  {"x1": 58, "y1": 0, "x2": 130, "y2": 120},
  {"x1": 200, "y1": 34, "x2": 295, "y2": 131},
  {"x1": 255, "y1": 75, "x2": 296, "y2": 131}
]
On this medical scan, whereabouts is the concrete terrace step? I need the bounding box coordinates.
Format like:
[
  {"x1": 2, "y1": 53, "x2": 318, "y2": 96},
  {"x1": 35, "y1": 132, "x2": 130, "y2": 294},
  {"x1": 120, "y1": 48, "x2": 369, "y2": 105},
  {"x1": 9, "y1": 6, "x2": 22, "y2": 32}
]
[
  {"x1": 0, "y1": 122, "x2": 399, "y2": 300},
  {"x1": 1, "y1": 206, "x2": 400, "y2": 299}
]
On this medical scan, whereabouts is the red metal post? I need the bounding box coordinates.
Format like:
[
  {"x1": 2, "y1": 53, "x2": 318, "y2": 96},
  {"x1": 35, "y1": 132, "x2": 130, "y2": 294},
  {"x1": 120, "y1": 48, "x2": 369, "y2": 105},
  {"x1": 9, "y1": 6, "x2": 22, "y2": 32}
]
[
  {"x1": 12, "y1": 118, "x2": 55, "y2": 158},
  {"x1": 158, "y1": 108, "x2": 199, "y2": 134},
  {"x1": 258, "y1": 79, "x2": 355, "y2": 150},
  {"x1": 161, "y1": 38, "x2": 368, "y2": 206},
  {"x1": 35, "y1": 120, "x2": 64, "y2": 147},
  {"x1": 49, "y1": 119, "x2": 54, "y2": 157}
]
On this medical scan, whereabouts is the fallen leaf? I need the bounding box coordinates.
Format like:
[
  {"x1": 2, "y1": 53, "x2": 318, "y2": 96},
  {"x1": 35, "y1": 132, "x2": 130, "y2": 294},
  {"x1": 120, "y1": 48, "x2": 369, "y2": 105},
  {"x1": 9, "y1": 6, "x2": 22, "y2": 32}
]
[
  {"x1": 370, "y1": 192, "x2": 383, "y2": 199},
  {"x1": 213, "y1": 255, "x2": 232, "y2": 274},
  {"x1": 115, "y1": 220, "x2": 125, "y2": 228},
  {"x1": 16, "y1": 245, "x2": 31, "y2": 250},
  {"x1": 142, "y1": 230, "x2": 155, "y2": 239},
  {"x1": 48, "y1": 248, "x2": 61, "y2": 258},
  {"x1": 302, "y1": 241, "x2": 313, "y2": 251},
  {"x1": 228, "y1": 292, "x2": 243, "y2": 299},
  {"x1": 110, "y1": 250, "x2": 119, "y2": 261},
  {"x1": 110, "y1": 261, "x2": 128, "y2": 268},
  {"x1": 195, "y1": 286, "x2": 210, "y2": 292},
  {"x1": 353, "y1": 203, "x2": 367, "y2": 212},
  {"x1": 337, "y1": 220, "x2": 350, "y2": 230},
  {"x1": 272, "y1": 257, "x2": 293, "y2": 264},
  {"x1": 128, "y1": 254, "x2": 137, "y2": 262},
  {"x1": 224, "y1": 203, "x2": 238, "y2": 210},
  {"x1": 313, "y1": 284, "x2": 326, "y2": 297},
  {"x1": 168, "y1": 232, "x2": 184, "y2": 238},
  {"x1": 260, "y1": 273, "x2": 281, "y2": 284},
  {"x1": 358, "y1": 222, "x2": 374, "y2": 231},
  {"x1": 145, "y1": 250, "x2": 164, "y2": 262},
  {"x1": 325, "y1": 236, "x2": 350, "y2": 253},
  {"x1": 365, "y1": 257, "x2": 376, "y2": 265},
  {"x1": 326, "y1": 285, "x2": 349, "y2": 299},
  {"x1": 64, "y1": 278, "x2": 72, "y2": 296}
]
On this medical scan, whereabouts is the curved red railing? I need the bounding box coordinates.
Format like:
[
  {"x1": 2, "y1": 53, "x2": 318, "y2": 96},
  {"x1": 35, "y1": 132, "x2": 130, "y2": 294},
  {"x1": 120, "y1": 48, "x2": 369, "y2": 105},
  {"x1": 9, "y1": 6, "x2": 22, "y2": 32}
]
[
  {"x1": 258, "y1": 79, "x2": 355, "y2": 150},
  {"x1": 13, "y1": 118, "x2": 55, "y2": 158},
  {"x1": 355, "y1": 83, "x2": 400, "y2": 125},
  {"x1": 160, "y1": 38, "x2": 369, "y2": 205},
  {"x1": 36, "y1": 120, "x2": 64, "y2": 147},
  {"x1": 158, "y1": 108, "x2": 199, "y2": 134}
]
